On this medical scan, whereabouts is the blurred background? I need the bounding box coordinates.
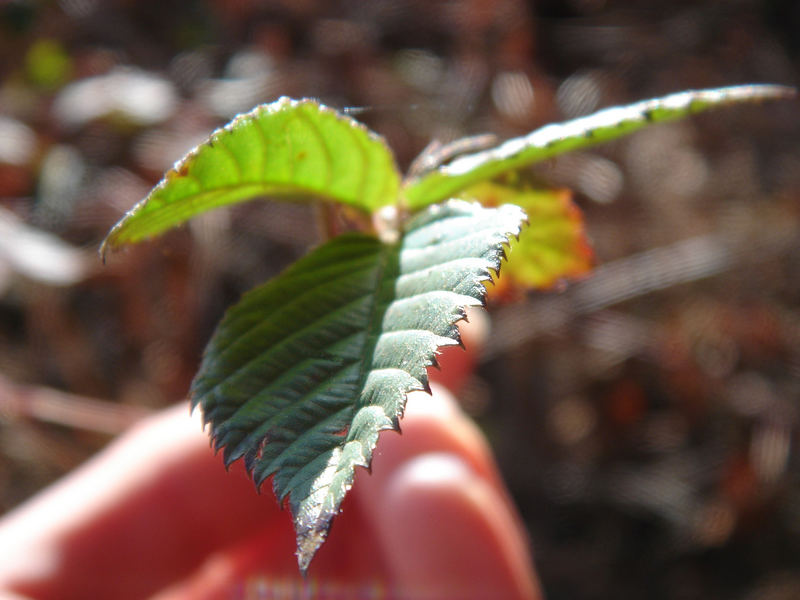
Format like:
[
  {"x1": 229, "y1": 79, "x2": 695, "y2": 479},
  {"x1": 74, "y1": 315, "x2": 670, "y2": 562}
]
[{"x1": 1, "y1": 0, "x2": 800, "y2": 598}]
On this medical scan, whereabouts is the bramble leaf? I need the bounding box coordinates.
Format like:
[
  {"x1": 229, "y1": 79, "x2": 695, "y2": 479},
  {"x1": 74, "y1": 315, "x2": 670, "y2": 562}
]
[
  {"x1": 101, "y1": 97, "x2": 400, "y2": 254},
  {"x1": 403, "y1": 84, "x2": 795, "y2": 209},
  {"x1": 460, "y1": 182, "x2": 593, "y2": 291},
  {"x1": 190, "y1": 200, "x2": 525, "y2": 573}
]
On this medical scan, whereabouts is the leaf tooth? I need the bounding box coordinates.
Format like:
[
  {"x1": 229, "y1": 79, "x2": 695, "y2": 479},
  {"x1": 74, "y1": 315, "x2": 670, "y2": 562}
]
[
  {"x1": 419, "y1": 377, "x2": 432, "y2": 395},
  {"x1": 372, "y1": 329, "x2": 457, "y2": 383},
  {"x1": 400, "y1": 223, "x2": 519, "y2": 266},
  {"x1": 453, "y1": 329, "x2": 466, "y2": 350},
  {"x1": 383, "y1": 291, "x2": 480, "y2": 336},
  {"x1": 359, "y1": 368, "x2": 426, "y2": 425},
  {"x1": 221, "y1": 439, "x2": 240, "y2": 466},
  {"x1": 395, "y1": 259, "x2": 494, "y2": 299}
]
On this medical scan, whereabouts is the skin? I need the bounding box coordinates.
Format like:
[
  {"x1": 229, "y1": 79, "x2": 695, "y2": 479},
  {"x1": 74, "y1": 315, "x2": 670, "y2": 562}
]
[{"x1": 0, "y1": 314, "x2": 541, "y2": 600}]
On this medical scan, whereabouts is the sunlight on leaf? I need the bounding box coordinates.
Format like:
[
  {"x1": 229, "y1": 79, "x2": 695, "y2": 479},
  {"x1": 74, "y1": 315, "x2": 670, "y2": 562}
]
[
  {"x1": 190, "y1": 200, "x2": 525, "y2": 573},
  {"x1": 403, "y1": 84, "x2": 796, "y2": 209}
]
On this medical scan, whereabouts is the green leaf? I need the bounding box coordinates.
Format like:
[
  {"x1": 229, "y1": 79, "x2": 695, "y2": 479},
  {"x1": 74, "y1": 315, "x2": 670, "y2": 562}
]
[
  {"x1": 101, "y1": 97, "x2": 400, "y2": 254},
  {"x1": 190, "y1": 200, "x2": 525, "y2": 573},
  {"x1": 403, "y1": 84, "x2": 796, "y2": 209},
  {"x1": 460, "y1": 182, "x2": 593, "y2": 291}
]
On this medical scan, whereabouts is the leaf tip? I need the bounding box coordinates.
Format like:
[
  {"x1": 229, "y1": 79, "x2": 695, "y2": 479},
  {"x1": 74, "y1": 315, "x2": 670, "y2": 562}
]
[
  {"x1": 98, "y1": 232, "x2": 119, "y2": 264},
  {"x1": 294, "y1": 509, "x2": 335, "y2": 576},
  {"x1": 420, "y1": 377, "x2": 432, "y2": 395},
  {"x1": 749, "y1": 83, "x2": 797, "y2": 100}
]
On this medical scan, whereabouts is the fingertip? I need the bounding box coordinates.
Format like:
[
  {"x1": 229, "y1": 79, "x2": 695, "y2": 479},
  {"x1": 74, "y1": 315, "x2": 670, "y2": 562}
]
[{"x1": 378, "y1": 453, "x2": 541, "y2": 600}]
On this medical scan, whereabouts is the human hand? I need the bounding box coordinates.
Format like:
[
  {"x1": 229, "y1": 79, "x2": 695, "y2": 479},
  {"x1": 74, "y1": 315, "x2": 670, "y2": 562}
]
[{"x1": 0, "y1": 320, "x2": 541, "y2": 600}]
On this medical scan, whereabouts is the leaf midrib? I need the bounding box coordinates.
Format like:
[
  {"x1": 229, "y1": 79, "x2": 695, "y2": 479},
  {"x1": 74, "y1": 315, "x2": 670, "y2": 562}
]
[{"x1": 352, "y1": 242, "x2": 398, "y2": 409}]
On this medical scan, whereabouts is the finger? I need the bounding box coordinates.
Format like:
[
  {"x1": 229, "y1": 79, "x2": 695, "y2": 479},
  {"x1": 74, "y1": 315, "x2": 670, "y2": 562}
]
[
  {"x1": 354, "y1": 385, "x2": 541, "y2": 599},
  {"x1": 380, "y1": 453, "x2": 541, "y2": 600},
  {"x1": 0, "y1": 404, "x2": 291, "y2": 600}
]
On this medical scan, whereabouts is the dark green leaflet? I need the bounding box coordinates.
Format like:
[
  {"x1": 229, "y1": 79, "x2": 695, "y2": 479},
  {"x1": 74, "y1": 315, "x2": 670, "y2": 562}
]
[{"x1": 190, "y1": 200, "x2": 526, "y2": 572}]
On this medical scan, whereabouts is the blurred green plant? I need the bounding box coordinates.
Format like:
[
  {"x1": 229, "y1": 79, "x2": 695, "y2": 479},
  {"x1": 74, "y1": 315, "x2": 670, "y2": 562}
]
[
  {"x1": 25, "y1": 39, "x2": 72, "y2": 90},
  {"x1": 102, "y1": 84, "x2": 794, "y2": 572}
]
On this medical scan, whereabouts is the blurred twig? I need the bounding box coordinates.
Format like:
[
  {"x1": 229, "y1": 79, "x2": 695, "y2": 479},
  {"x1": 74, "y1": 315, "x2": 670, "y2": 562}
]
[{"x1": 0, "y1": 374, "x2": 152, "y2": 435}]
